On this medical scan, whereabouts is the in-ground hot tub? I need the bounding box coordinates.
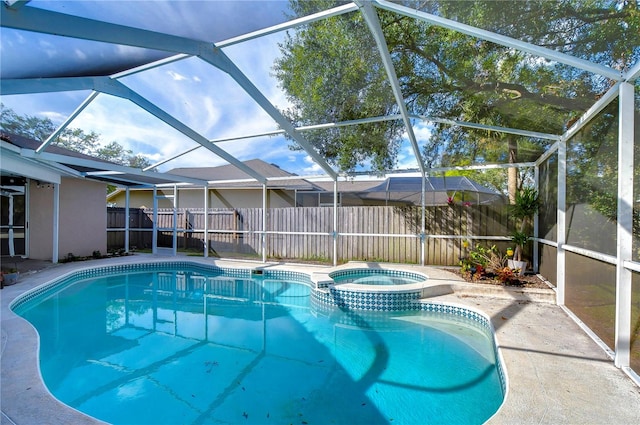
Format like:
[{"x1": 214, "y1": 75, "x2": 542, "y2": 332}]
[
  {"x1": 311, "y1": 267, "x2": 431, "y2": 312},
  {"x1": 330, "y1": 268, "x2": 427, "y2": 286}
]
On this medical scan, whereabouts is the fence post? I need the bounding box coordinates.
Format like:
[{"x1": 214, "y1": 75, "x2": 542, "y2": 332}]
[
  {"x1": 262, "y1": 184, "x2": 267, "y2": 263},
  {"x1": 152, "y1": 187, "x2": 157, "y2": 255},
  {"x1": 184, "y1": 209, "x2": 189, "y2": 250},
  {"x1": 203, "y1": 185, "x2": 209, "y2": 258}
]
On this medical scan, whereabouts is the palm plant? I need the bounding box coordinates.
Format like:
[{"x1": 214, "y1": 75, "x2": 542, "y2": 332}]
[{"x1": 509, "y1": 187, "x2": 540, "y2": 262}]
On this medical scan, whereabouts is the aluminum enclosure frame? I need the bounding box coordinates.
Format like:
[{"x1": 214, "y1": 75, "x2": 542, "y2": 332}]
[{"x1": 1, "y1": 0, "x2": 638, "y2": 380}]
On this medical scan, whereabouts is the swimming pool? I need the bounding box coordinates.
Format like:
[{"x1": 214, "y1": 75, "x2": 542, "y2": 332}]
[{"x1": 12, "y1": 262, "x2": 505, "y2": 425}]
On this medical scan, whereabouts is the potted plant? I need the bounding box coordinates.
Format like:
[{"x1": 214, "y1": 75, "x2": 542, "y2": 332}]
[
  {"x1": 508, "y1": 186, "x2": 540, "y2": 275},
  {"x1": 1, "y1": 265, "x2": 20, "y2": 286}
]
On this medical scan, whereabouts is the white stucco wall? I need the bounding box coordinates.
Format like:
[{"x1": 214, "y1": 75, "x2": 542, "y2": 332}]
[{"x1": 28, "y1": 179, "x2": 54, "y2": 260}]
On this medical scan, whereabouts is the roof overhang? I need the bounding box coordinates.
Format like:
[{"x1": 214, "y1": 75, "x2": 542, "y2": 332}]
[{"x1": 1, "y1": 143, "x2": 208, "y2": 187}]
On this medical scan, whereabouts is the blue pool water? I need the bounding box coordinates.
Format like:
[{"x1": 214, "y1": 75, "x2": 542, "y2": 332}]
[
  {"x1": 330, "y1": 269, "x2": 425, "y2": 285},
  {"x1": 14, "y1": 265, "x2": 504, "y2": 424}
]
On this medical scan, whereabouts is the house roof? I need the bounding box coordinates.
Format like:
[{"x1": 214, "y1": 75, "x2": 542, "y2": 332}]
[
  {"x1": 1, "y1": 131, "x2": 208, "y2": 187},
  {"x1": 1, "y1": 131, "x2": 116, "y2": 165},
  {"x1": 167, "y1": 159, "x2": 320, "y2": 190},
  {"x1": 311, "y1": 179, "x2": 385, "y2": 193},
  {"x1": 169, "y1": 159, "x2": 292, "y2": 180}
]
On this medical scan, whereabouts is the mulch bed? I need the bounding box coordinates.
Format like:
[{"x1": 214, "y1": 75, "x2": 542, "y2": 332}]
[{"x1": 444, "y1": 268, "x2": 553, "y2": 290}]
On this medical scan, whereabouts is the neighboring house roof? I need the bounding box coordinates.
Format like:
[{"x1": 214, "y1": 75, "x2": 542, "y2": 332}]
[
  {"x1": 105, "y1": 160, "x2": 504, "y2": 206},
  {"x1": 106, "y1": 159, "x2": 322, "y2": 201},
  {"x1": 167, "y1": 159, "x2": 320, "y2": 190},
  {"x1": 310, "y1": 176, "x2": 505, "y2": 205},
  {"x1": 311, "y1": 179, "x2": 385, "y2": 193},
  {"x1": 169, "y1": 159, "x2": 291, "y2": 180}
]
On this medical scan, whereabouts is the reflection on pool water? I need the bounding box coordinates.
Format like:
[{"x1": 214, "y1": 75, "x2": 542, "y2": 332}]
[{"x1": 13, "y1": 264, "x2": 504, "y2": 425}]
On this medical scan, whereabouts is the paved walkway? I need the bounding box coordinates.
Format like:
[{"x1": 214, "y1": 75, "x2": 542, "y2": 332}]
[{"x1": 2, "y1": 255, "x2": 639, "y2": 424}]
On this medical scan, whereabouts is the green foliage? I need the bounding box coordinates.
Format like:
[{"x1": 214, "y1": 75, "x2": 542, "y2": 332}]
[
  {"x1": 511, "y1": 231, "x2": 529, "y2": 247},
  {"x1": 510, "y1": 187, "x2": 540, "y2": 222},
  {"x1": 276, "y1": 0, "x2": 639, "y2": 179},
  {"x1": 460, "y1": 243, "x2": 507, "y2": 277},
  {"x1": 563, "y1": 99, "x2": 640, "y2": 253},
  {"x1": 1, "y1": 105, "x2": 57, "y2": 141},
  {"x1": 275, "y1": 3, "x2": 401, "y2": 172},
  {"x1": 1, "y1": 104, "x2": 152, "y2": 170},
  {"x1": 509, "y1": 187, "x2": 539, "y2": 261}
]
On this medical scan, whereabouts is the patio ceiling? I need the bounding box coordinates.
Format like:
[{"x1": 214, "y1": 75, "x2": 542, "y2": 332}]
[{"x1": 1, "y1": 0, "x2": 638, "y2": 188}]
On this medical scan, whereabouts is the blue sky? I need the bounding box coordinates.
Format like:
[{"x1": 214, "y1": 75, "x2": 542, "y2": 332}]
[{"x1": 1, "y1": 0, "x2": 424, "y2": 176}]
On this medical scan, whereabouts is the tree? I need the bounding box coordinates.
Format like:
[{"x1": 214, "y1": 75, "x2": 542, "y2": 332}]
[
  {"x1": 275, "y1": 0, "x2": 639, "y2": 191},
  {"x1": 1, "y1": 104, "x2": 152, "y2": 170},
  {"x1": 95, "y1": 141, "x2": 152, "y2": 169},
  {"x1": 1, "y1": 105, "x2": 58, "y2": 141},
  {"x1": 275, "y1": 0, "x2": 404, "y2": 172},
  {"x1": 1, "y1": 104, "x2": 153, "y2": 194}
]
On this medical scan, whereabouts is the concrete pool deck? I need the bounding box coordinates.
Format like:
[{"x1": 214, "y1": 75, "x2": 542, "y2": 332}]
[{"x1": 2, "y1": 255, "x2": 640, "y2": 425}]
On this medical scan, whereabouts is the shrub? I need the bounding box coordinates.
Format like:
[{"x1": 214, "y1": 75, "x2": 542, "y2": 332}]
[
  {"x1": 460, "y1": 243, "x2": 509, "y2": 280},
  {"x1": 497, "y1": 266, "x2": 517, "y2": 284}
]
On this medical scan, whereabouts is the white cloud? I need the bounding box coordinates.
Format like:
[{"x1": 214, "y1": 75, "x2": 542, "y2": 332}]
[
  {"x1": 395, "y1": 140, "x2": 421, "y2": 170},
  {"x1": 393, "y1": 121, "x2": 431, "y2": 170},
  {"x1": 199, "y1": 97, "x2": 222, "y2": 134},
  {"x1": 71, "y1": 95, "x2": 196, "y2": 160},
  {"x1": 114, "y1": 44, "x2": 152, "y2": 60},
  {"x1": 1, "y1": 1, "x2": 370, "y2": 179},
  {"x1": 300, "y1": 155, "x2": 325, "y2": 175},
  {"x1": 38, "y1": 39, "x2": 57, "y2": 59},
  {"x1": 74, "y1": 48, "x2": 87, "y2": 61},
  {"x1": 222, "y1": 31, "x2": 293, "y2": 111},
  {"x1": 412, "y1": 121, "x2": 433, "y2": 141},
  {"x1": 1, "y1": 91, "x2": 91, "y2": 123},
  {"x1": 41, "y1": 111, "x2": 70, "y2": 123},
  {"x1": 167, "y1": 70, "x2": 188, "y2": 81}
]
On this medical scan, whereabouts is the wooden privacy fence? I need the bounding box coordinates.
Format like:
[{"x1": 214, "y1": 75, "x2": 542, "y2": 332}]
[
  {"x1": 107, "y1": 205, "x2": 513, "y2": 265},
  {"x1": 107, "y1": 207, "x2": 154, "y2": 250}
]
